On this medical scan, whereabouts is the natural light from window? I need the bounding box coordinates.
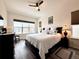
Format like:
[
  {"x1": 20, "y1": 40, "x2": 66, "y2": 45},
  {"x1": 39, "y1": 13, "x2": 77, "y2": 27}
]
[
  {"x1": 14, "y1": 21, "x2": 35, "y2": 34},
  {"x1": 72, "y1": 25, "x2": 79, "y2": 39},
  {"x1": 0, "y1": 20, "x2": 4, "y2": 26}
]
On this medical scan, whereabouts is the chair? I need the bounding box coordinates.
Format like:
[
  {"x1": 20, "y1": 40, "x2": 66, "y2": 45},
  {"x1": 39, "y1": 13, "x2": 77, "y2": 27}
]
[{"x1": 14, "y1": 35, "x2": 20, "y2": 43}]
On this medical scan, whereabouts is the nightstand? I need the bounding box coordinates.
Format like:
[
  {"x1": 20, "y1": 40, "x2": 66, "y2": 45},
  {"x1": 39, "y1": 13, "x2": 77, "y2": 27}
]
[
  {"x1": 69, "y1": 38, "x2": 79, "y2": 49},
  {"x1": 61, "y1": 37, "x2": 69, "y2": 48}
]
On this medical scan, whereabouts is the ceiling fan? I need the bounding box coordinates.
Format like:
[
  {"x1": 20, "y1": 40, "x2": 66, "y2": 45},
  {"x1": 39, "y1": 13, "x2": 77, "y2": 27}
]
[{"x1": 28, "y1": 0, "x2": 43, "y2": 11}]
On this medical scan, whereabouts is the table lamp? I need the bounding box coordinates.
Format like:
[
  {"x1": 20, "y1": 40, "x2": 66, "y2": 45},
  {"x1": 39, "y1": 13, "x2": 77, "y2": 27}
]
[{"x1": 63, "y1": 25, "x2": 68, "y2": 37}]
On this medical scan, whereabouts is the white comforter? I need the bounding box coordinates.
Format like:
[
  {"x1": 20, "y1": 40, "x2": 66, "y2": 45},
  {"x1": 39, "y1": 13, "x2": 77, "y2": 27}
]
[{"x1": 26, "y1": 33, "x2": 62, "y2": 59}]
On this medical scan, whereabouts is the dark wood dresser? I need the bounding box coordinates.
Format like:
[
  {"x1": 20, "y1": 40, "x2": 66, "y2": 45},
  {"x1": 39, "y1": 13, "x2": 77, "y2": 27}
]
[{"x1": 0, "y1": 33, "x2": 14, "y2": 59}]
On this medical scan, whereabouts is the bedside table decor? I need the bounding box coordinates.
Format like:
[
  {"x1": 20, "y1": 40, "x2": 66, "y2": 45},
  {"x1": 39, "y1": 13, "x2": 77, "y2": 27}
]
[
  {"x1": 61, "y1": 25, "x2": 70, "y2": 48},
  {"x1": 63, "y1": 25, "x2": 69, "y2": 37}
]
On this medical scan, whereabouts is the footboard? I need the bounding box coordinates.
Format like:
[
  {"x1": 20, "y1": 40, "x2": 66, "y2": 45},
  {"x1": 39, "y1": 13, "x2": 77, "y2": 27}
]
[{"x1": 25, "y1": 40, "x2": 40, "y2": 59}]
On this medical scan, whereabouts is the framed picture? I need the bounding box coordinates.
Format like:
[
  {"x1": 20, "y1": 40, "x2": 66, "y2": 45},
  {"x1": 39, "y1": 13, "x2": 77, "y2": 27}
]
[
  {"x1": 39, "y1": 21, "x2": 42, "y2": 27},
  {"x1": 48, "y1": 16, "x2": 53, "y2": 24}
]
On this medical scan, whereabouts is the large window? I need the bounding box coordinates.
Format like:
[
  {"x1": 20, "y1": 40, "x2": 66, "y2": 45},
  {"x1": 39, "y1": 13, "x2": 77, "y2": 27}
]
[
  {"x1": 14, "y1": 20, "x2": 35, "y2": 34},
  {"x1": 72, "y1": 25, "x2": 79, "y2": 38}
]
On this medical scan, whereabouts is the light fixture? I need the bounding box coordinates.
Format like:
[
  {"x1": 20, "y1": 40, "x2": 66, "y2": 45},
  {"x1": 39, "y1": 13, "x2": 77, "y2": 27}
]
[
  {"x1": 36, "y1": 7, "x2": 40, "y2": 11},
  {"x1": 28, "y1": 0, "x2": 43, "y2": 11},
  {"x1": 38, "y1": 7, "x2": 40, "y2": 11},
  {"x1": 63, "y1": 25, "x2": 68, "y2": 37}
]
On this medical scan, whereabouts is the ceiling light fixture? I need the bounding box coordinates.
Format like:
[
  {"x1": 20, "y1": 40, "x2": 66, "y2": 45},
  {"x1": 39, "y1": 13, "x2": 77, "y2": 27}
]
[
  {"x1": 28, "y1": 0, "x2": 43, "y2": 11},
  {"x1": 36, "y1": 7, "x2": 40, "y2": 11}
]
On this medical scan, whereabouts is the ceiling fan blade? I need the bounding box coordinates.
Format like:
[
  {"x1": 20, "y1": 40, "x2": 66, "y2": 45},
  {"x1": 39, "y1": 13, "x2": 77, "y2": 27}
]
[
  {"x1": 36, "y1": 3, "x2": 39, "y2": 7},
  {"x1": 39, "y1": 1, "x2": 43, "y2": 5},
  {"x1": 29, "y1": 5, "x2": 37, "y2": 7}
]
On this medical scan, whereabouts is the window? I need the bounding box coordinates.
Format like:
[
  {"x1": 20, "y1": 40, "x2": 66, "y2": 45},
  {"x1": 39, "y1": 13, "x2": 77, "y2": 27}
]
[
  {"x1": 0, "y1": 20, "x2": 4, "y2": 26},
  {"x1": 0, "y1": 16, "x2": 4, "y2": 26},
  {"x1": 0, "y1": 16, "x2": 4, "y2": 33},
  {"x1": 14, "y1": 20, "x2": 35, "y2": 34},
  {"x1": 72, "y1": 25, "x2": 79, "y2": 38}
]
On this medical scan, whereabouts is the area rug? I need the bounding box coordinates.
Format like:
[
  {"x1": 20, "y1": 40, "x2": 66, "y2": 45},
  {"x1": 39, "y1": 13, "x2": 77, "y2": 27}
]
[{"x1": 50, "y1": 47, "x2": 75, "y2": 59}]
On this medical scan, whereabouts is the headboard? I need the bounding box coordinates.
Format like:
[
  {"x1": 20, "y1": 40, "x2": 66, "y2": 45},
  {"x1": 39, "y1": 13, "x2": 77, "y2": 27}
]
[{"x1": 56, "y1": 27, "x2": 62, "y2": 34}]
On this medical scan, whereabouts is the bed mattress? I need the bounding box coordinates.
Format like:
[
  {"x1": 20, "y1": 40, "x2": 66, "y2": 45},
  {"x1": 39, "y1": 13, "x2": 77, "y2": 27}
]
[{"x1": 26, "y1": 33, "x2": 62, "y2": 59}]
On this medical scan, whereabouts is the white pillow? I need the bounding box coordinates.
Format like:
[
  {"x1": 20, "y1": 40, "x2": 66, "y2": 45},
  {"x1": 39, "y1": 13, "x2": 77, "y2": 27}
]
[{"x1": 46, "y1": 29, "x2": 55, "y2": 35}]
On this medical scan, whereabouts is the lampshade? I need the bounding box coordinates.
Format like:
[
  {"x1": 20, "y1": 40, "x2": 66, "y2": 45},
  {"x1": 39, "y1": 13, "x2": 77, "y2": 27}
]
[{"x1": 63, "y1": 25, "x2": 68, "y2": 30}]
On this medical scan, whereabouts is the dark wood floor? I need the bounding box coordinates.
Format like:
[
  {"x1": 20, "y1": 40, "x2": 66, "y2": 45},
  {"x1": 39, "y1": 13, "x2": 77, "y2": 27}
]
[
  {"x1": 14, "y1": 40, "x2": 79, "y2": 59},
  {"x1": 14, "y1": 40, "x2": 54, "y2": 59},
  {"x1": 15, "y1": 40, "x2": 36, "y2": 59}
]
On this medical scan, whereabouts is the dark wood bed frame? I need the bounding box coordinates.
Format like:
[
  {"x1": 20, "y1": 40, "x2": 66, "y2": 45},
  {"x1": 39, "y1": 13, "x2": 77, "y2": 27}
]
[{"x1": 25, "y1": 27, "x2": 62, "y2": 59}]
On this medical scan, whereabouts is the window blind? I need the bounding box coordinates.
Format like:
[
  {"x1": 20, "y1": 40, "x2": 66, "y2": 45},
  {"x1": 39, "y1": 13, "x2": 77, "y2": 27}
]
[{"x1": 14, "y1": 19, "x2": 35, "y2": 24}]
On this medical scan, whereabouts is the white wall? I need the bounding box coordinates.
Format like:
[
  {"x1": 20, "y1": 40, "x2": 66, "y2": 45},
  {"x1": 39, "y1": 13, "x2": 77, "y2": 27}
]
[
  {"x1": 1, "y1": 0, "x2": 79, "y2": 33},
  {"x1": 7, "y1": 12, "x2": 38, "y2": 33},
  {"x1": 38, "y1": 0, "x2": 79, "y2": 30},
  {"x1": 0, "y1": 0, "x2": 7, "y2": 27},
  {"x1": 0, "y1": 0, "x2": 38, "y2": 33}
]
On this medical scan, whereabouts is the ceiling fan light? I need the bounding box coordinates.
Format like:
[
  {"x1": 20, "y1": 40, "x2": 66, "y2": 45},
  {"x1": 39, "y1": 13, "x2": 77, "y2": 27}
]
[
  {"x1": 36, "y1": 7, "x2": 40, "y2": 11},
  {"x1": 36, "y1": 7, "x2": 39, "y2": 9},
  {"x1": 38, "y1": 8, "x2": 40, "y2": 11}
]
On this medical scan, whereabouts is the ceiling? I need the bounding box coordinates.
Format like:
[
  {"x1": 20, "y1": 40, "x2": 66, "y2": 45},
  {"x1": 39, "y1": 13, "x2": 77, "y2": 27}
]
[{"x1": 3, "y1": 0, "x2": 62, "y2": 19}]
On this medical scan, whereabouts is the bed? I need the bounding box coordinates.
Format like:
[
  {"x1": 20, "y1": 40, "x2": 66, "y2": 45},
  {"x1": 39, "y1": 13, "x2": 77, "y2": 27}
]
[{"x1": 25, "y1": 27, "x2": 62, "y2": 59}]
